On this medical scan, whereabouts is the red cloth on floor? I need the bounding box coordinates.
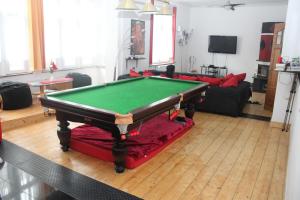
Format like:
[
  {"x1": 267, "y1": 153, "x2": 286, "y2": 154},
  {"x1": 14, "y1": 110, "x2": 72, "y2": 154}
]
[{"x1": 71, "y1": 114, "x2": 193, "y2": 161}]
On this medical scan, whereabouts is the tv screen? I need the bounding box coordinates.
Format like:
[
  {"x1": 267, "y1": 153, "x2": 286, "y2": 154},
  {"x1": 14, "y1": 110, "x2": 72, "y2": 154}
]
[{"x1": 208, "y1": 35, "x2": 237, "y2": 54}]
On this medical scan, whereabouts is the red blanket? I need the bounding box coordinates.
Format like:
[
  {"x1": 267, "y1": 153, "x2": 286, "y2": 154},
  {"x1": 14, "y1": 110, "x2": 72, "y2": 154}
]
[{"x1": 71, "y1": 114, "x2": 193, "y2": 160}]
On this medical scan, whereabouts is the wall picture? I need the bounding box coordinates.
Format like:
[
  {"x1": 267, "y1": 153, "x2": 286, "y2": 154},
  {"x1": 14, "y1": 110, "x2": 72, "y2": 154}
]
[{"x1": 131, "y1": 20, "x2": 145, "y2": 56}]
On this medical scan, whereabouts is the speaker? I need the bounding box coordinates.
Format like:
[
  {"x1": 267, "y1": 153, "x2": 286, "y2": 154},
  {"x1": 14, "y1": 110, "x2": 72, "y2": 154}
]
[{"x1": 0, "y1": 82, "x2": 32, "y2": 110}]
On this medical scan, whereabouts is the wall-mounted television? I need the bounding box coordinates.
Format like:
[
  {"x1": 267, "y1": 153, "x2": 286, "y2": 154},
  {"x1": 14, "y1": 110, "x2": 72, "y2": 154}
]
[{"x1": 208, "y1": 35, "x2": 237, "y2": 54}]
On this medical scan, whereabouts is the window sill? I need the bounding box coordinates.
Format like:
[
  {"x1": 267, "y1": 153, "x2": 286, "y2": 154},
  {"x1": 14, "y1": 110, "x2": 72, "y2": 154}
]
[{"x1": 0, "y1": 65, "x2": 105, "y2": 78}]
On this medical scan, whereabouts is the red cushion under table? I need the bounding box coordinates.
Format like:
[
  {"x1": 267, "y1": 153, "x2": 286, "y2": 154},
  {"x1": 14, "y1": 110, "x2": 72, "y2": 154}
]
[{"x1": 70, "y1": 114, "x2": 194, "y2": 169}]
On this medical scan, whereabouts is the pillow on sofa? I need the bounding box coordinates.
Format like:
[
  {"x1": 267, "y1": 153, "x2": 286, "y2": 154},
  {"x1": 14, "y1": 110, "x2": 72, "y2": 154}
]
[
  {"x1": 235, "y1": 73, "x2": 246, "y2": 82},
  {"x1": 178, "y1": 75, "x2": 198, "y2": 81},
  {"x1": 223, "y1": 73, "x2": 234, "y2": 81},
  {"x1": 143, "y1": 70, "x2": 154, "y2": 77},
  {"x1": 220, "y1": 76, "x2": 239, "y2": 88},
  {"x1": 198, "y1": 76, "x2": 223, "y2": 86},
  {"x1": 130, "y1": 69, "x2": 141, "y2": 77}
]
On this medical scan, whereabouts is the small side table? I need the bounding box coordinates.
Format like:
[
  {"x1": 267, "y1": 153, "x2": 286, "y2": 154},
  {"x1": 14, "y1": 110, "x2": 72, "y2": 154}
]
[
  {"x1": 29, "y1": 77, "x2": 73, "y2": 96},
  {"x1": 29, "y1": 78, "x2": 73, "y2": 115}
]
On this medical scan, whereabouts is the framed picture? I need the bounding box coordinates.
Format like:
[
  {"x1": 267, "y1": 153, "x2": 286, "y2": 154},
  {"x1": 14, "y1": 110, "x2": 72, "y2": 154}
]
[{"x1": 131, "y1": 20, "x2": 145, "y2": 56}]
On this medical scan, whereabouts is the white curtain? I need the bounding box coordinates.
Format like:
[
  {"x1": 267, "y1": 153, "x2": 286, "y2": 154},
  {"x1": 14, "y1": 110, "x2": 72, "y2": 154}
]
[
  {"x1": 152, "y1": 14, "x2": 173, "y2": 65},
  {"x1": 43, "y1": 0, "x2": 108, "y2": 69},
  {"x1": 0, "y1": 0, "x2": 29, "y2": 76}
]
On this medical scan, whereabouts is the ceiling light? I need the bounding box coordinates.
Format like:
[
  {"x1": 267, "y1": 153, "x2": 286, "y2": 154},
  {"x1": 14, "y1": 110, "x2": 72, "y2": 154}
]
[
  {"x1": 158, "y1": 0, "x2": 170, "y2": 3},
  {"x1": 116, "y1": 0, "x2": 139, "y2": 10},
  {"x1": 141, "y1": 1, "x2": 157, "y2": 14},
  {"x1": 157, "y1": 3, "x2": 172, "y2": 15}
]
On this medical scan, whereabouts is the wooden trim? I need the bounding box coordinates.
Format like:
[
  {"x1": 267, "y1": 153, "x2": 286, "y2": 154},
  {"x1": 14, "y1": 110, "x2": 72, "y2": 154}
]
[{"x1": 28, "y1": 0, "x2": 46, "y2": 71}]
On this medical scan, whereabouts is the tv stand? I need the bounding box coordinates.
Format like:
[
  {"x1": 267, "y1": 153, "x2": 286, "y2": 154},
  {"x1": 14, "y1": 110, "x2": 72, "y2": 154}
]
[{"x1": 200, "y1": 65, "x2": 228, "y2": 77}]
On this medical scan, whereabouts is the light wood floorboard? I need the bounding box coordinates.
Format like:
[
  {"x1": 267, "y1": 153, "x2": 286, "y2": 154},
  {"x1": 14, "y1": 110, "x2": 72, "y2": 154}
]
[{"x1": 2, "y1": 112, "x2": 288, "y2": 200}]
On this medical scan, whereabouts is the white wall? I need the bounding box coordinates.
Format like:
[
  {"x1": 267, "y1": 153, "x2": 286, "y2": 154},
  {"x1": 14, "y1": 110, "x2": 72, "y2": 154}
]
[
  {"x1": 116, "y1": 3, "x2": 191, "y2": 76},
  {"x1": 117, "y1": 10, "x2": 151, "y2": 76},
  {"x1": 275, "y1": 0, "x2": 300, "y2": 199},
  {"x1": 187, "y1": 5, "x2": 287, "y2": 82},
  {"x1": 174, "y1": 4, "x2": 191, "y2": 73}
]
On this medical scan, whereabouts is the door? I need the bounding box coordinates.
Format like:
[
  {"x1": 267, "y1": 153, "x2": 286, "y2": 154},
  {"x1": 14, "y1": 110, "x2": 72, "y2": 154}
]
[{"x1": 264, "y1": 23, "x2": 285, "y2": 111}]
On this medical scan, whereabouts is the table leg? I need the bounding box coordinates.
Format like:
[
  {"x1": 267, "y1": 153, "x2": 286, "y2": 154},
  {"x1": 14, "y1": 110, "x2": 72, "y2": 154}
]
[
  {"x1": 184, "y1": 103, "x2": 195, "y2": 119},
  {"x1": 57, "y1": 120, "x2": 71, "y2": 152},
  {"x1": 112, "y1": 126, "x2": 128, "y2": 173}
]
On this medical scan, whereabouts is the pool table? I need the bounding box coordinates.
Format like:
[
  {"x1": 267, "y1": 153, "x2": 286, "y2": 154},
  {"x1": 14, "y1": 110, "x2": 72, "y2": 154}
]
[{"x1": 40, "y1": 77, "x2": 208, "y2": 173}]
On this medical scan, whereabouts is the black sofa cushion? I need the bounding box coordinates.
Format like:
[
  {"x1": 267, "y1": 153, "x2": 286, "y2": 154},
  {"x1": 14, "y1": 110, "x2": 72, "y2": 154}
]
[
  {"x1": 66, "y1": 73, "x2": 92, "y2": 88},
  {"x1": 0, "y1": 82, "x2": 32, "y2": 110}
]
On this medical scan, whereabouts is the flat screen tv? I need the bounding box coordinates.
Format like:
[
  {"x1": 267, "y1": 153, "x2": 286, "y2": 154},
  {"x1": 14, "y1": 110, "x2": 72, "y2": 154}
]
[{"x1": 208, "y1": 35, "x2": 237, "y2": 54}]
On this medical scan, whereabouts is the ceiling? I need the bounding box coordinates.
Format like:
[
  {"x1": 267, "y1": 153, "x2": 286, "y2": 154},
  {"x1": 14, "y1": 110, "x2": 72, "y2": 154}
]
[{"x1": 172, "y1": 0, "x2": 288, "y2": 7}]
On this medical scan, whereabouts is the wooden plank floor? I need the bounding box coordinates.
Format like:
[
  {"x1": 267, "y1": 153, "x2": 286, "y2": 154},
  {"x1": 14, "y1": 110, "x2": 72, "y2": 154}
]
[
  {"x1": 2, "y1": 112, "x2": 288, "y2": 200},
  {"x1": 243, "y1": 92, "x2": 273, "y2": 117}
]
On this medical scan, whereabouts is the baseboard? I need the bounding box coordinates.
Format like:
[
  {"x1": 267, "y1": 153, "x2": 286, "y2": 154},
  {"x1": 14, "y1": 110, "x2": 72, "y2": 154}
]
[{"x1": 270, "y1": 121, "x2": 286, "y2": 128}]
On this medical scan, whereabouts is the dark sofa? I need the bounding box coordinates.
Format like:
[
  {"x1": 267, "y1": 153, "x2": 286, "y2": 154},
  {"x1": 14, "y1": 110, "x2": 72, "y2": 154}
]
[
  {"x1": 118, "y1": 70, "x2": 251, "y2": 117},
  {"x1": 196, "y1": 81, "x2": 252, "y2": 117}
]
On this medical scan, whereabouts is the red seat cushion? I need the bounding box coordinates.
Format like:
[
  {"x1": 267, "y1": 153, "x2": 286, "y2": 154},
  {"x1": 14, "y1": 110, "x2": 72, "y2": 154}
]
[
  {"x1": 129, "y1": 69, "x2": 141, "y2": 77},
  {"x1": 220, "y1": 76, "x2": 239, "y2": 87},
  {"x1": 178, "y1": 75, "x2": 198, "y2": 81},
  {"x1": 199, "y1": 76, "x2": 223, "y2": 86},
  {"x1": 235, "y1": 73, "x2": 246, "y2": 82},
  {"x1": 143, "y1": 70, "x2": 154, "y2": 77}
]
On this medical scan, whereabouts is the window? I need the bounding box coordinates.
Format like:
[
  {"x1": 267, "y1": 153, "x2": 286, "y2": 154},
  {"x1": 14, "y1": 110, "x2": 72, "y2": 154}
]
[
  {"x1": 43, "y1": 0, "x2": 107, "y2": 69},
  {"x1": 150, "y1": 8, "x2": 176, "y2": 65},
  {"x1": 0, "y1": 0, "x2": 29, "y2": 75}
]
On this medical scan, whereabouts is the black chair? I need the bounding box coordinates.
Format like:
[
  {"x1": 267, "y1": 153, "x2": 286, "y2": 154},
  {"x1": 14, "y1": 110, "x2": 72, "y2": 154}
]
[
  {"x1": 166, "y1": 65, "x2": 175, "y2": 78},
  {"x1": 66, "y1": 73, "x2": 92, "y2": 88},
  {"x1": 0, "y1": 82, "x2": 32, "y2": 110}
]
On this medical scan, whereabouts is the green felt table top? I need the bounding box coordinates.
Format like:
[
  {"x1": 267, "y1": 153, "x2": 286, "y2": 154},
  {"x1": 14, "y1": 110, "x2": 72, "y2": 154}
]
[{"x1": 47, "y1": 77, "x2": 205, "y2": 114}]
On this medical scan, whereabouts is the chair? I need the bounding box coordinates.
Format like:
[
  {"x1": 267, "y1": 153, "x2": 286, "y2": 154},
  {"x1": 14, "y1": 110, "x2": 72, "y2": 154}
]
[
  {"x1": 66, "y1": 73, "x2": 92, "y2": 88},
  {"x1": 166, "y1": 65, "x2": 175, "y2": 78}
]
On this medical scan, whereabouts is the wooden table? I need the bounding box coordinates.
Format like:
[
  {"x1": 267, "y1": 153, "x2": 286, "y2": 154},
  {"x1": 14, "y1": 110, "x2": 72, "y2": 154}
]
[{"x1": 29, "y1": 77, "x2": 73, "y2": 96}]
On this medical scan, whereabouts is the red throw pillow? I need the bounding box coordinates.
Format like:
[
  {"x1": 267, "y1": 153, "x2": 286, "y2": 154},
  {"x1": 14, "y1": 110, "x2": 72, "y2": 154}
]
[
  {"x1": 143, "y1": 70, "x2": 154, "y2": 77},
  {"x1": 178, "y1": 75, "x2": 198, "y2": 81},
  {"x1": 220, "y1": 76, "x2": 239, "y2": 88},
  {"x1": 200, "y1": 76, "x2": 223, "y2": 86},
  {"x1": 223, "y1": 73, "x2": 234, "y2": 81},
  {"x1": 235, "y1": 73, "x2": 246, "y2": 82},
  {"x1": 129, "y1": 69, "x2": 141, "y2": 77}
]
